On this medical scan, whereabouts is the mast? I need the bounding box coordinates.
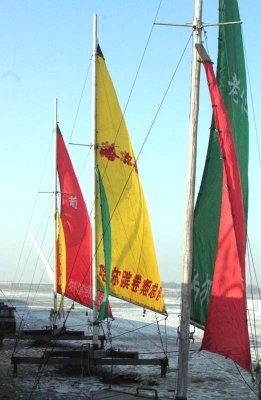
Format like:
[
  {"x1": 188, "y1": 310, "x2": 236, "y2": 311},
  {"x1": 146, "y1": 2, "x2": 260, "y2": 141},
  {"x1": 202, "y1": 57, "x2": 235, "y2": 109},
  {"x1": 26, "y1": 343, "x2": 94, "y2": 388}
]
[
  {"x1": 53, "y1": 97, "x2": 58, "y2": 327},
  {"x1": 91, "y1": 13, "x2": 99, "y2": 346},
  {"x1": 175, "y1": 0, "x2": 202, "y2": 398}
]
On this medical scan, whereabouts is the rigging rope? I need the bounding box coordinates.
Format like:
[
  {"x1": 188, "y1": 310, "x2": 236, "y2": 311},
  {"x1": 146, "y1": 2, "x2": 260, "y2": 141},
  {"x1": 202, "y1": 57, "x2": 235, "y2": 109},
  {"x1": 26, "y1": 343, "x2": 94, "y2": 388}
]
[
  {"x1": 68, "y1": 57, "x2": 92, "y2": 144},
  {"x1": 111, "y1": 314, "x2": 167, "y2": 352},
  {"x1": 246, "y1": 238, "x2": 259, "y2": 362},
  {"x1": 202, "y1": 27, "x2": 211, "y2": 58},
  {"x1": 199, "y1": 351, "x2": 257, "y2": 396},
  {"x1": 11, "y1": 202, "x2": 53, "y2": 333},
  {"x1": 10, "y1": 131, "x2": 54, "y2": 299},
  {"x1": 10, "y1": 201, "x2": 55, "y2": 356},
  {"x1": 155, "y1": 313, "x2": 168, "y2": 356},
  {"x1": 247, "y1": 238, "x2": 261, "y2": 300},
  {"x1": 234, "y1": 362, "x2": 257, "y2": 396}
]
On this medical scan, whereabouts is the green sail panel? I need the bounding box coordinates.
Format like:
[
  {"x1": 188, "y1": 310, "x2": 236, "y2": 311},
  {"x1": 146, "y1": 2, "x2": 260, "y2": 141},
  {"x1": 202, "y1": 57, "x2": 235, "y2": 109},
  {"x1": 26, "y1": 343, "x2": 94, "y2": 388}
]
[
  {"x1": 191, "y1": 0, "x2": 249, "y2": 326},
  {"x1": 97, "y1": 167, "x2": 112, "y2": 321}
]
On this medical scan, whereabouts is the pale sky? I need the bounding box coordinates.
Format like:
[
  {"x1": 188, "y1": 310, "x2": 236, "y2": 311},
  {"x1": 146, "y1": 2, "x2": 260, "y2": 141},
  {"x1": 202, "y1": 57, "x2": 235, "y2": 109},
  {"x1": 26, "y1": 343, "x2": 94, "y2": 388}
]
[{"x1": 0, "y1": 0, "x2": 260, "y2": 286}]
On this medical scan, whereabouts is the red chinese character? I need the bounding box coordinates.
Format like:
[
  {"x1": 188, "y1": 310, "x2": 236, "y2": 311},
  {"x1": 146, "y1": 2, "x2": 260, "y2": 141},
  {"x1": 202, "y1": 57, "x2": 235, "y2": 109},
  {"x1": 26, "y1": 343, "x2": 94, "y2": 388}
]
[
  {"x1": 100, "y1": 142, "x2": 119, "y2": 161},
  {"x1": 120, "y1": 270, "x2": 132, "y2": 289},
  {"x1": 120, "y1": 151, "x2": 132, "y2": 166},
  {"x1": 99, "y1": 264, "x2": 106, "y2": 282},
  {"x1": 110, "y1": 267, "x2": 121, "y2": 286},
  {"x1": 148, "y1": 283, "x2": 158, "y2": 299},
  {"x1": 156, "y1": 286, "x2": 163, "y2": 301},
  {"x1": 140, "y1": 279, "x2": 152, "y2": 296},
  {"x1": 131, "y1": 274, "x2": 142, "y2": 292},
  {"x1": 133, "y1": 159, "x2": 138, "y2": 174}
]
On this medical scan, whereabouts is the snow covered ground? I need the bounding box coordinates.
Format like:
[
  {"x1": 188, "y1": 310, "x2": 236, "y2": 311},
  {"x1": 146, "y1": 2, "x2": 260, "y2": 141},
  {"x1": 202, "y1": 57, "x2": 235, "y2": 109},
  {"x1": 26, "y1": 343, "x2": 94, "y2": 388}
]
[{"x1": 0, "y1": 289, "x2": 259, "y2": 399}]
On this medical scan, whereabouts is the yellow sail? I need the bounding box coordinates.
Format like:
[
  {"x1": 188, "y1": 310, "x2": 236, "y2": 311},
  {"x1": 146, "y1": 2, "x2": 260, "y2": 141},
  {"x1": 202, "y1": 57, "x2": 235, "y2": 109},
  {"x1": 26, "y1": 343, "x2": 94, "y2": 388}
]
[
  {"x1": 96, "y1": 46, "x2": 166, "y2": 314},
  {"x1": 57, "y1": 211, "x2": 66, "y2": 312}
]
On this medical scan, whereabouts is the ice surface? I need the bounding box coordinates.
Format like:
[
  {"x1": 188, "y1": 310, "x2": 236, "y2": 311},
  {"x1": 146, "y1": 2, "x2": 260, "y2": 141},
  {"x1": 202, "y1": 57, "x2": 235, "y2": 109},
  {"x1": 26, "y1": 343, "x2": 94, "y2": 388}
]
[{"x1": 0, "y1": 288, "x2": 259, "y2": 399}]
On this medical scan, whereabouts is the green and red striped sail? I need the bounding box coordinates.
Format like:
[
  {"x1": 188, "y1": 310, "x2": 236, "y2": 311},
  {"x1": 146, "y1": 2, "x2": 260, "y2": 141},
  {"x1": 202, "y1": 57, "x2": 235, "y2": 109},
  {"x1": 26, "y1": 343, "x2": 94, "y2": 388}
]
[
  {"x1": 200, "y1": 54, "x2": 250, "y2": 371},
  {"x1": 191, "y1": 0, "x2": 250, "y2": 370}
]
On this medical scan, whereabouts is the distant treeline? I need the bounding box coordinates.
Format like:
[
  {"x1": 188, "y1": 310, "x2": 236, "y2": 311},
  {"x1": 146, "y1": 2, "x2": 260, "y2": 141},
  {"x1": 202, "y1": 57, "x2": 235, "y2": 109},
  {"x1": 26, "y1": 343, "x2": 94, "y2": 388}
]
[
  {"x1": 162, "y1": 282, "x2": 181, "y2": 289},
  {"x1": 246, "y1": 284, "x2": 260, "y2": 296}
]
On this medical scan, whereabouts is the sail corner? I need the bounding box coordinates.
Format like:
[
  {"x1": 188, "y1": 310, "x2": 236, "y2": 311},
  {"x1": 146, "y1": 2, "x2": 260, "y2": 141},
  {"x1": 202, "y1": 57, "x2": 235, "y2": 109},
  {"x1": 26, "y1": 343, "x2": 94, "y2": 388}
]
[{"x1": 97, "y1": 44, "x2": 105, "y2": 59}]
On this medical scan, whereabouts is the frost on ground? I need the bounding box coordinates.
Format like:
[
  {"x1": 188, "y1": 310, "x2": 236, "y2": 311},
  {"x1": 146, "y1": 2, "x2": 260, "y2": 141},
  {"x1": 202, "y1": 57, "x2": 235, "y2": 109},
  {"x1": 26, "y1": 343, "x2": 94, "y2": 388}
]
[{"x1": 0, "y1": 292, "x2": 259, "y2": 399}]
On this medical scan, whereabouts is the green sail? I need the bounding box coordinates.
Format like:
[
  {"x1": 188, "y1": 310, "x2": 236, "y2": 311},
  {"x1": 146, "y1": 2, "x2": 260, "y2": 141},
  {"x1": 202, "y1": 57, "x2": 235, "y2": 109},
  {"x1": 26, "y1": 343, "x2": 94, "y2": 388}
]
[
  {"x1": 191, "y1": 0, "x2": 249, "y2": 326},
  {"x1": 97, "y1": 168, "x2": 112, "y2": 321}
]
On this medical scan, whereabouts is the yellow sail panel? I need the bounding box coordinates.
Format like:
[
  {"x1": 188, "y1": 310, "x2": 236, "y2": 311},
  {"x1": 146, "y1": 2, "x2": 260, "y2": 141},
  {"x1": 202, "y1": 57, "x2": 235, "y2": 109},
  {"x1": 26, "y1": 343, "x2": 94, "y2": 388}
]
[
  {"x1": 96, "y1": 47, "x2": 166, "y2": 314},
  {"x1": 57, "y1": 212, "x2": 66, "y2": 311}
]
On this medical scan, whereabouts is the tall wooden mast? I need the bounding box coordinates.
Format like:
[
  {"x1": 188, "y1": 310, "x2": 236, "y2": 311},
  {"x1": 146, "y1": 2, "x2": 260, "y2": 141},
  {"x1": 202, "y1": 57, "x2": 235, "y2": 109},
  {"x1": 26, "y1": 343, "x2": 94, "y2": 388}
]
[
  {"x1": 91, "y1": 13, "x2": 99, "y2": 346},
  {"x1": 175, "y1": 0, "x2": 202, "y2": 398},
  {"x1": 52, "y1": 97, "x2": 58, "y2": 327}
]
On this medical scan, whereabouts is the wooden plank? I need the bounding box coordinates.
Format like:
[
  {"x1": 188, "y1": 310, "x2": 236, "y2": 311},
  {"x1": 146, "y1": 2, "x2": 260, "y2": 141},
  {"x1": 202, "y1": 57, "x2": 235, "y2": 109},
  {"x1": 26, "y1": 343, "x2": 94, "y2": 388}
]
[
  {"x1": 93, "y1": 358, "x2": 161, "y2": 366},
  {"x1": 6, "y1": 331, "x2": 106, "y2": 345},
  {"x1": 11, "y1": 354, "x2": 162, "y2": 378},
  {"x1": 12, "y1": 356, "x2": 161, "y2": 367},
  {"x1": 90, "y1": 389, "x2": 158, "y2": 400}
]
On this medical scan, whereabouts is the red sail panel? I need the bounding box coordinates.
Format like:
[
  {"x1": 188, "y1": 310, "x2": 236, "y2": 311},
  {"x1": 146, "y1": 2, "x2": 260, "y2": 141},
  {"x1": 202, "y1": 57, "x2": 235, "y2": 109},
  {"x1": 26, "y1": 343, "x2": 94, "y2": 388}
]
[
  {"x1": 57, "y1": 128, "x2": 110, "y2": 314},
  {"x1": 57, "y1": 128, "x2": 92, "y2": 306},
  {"x1": 201, "y1": 62, "x2": 251, "y2": 371}
]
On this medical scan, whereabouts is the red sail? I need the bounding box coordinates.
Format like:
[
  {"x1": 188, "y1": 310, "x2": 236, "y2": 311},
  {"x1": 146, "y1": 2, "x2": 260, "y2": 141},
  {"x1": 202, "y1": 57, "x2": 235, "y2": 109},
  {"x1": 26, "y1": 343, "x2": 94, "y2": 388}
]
[
  {"x1": 57, "y1": 128, "x2": 92, "y2": 306},
  {"x1": 57, "y1": 127, "x2": 110, "y2": 314},
  {"x1": 201, "y1": 61, "x2": 251, "y2": 371}
]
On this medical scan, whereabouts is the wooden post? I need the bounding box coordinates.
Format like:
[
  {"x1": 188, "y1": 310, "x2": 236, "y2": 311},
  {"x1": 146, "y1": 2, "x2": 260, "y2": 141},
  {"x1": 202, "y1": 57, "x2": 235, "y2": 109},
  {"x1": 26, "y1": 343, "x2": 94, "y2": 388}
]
[
  {"x1": 175, "y1": 0, "x2": 202, "y2": 398},
  {"x1": 91, "y1": 14, "x2": 99, "y2": 346},
  {"x1": 52, "y1": 97, "x2": 58, "y2": 328}
]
